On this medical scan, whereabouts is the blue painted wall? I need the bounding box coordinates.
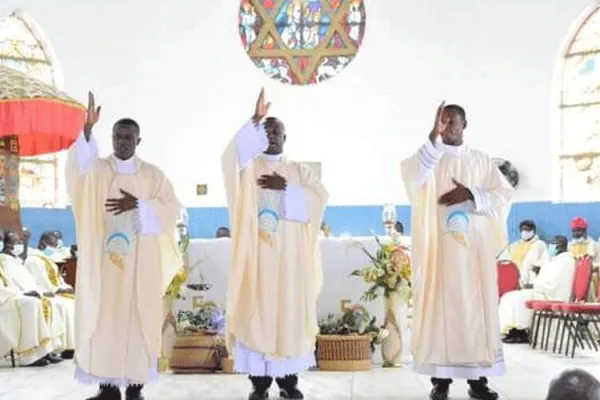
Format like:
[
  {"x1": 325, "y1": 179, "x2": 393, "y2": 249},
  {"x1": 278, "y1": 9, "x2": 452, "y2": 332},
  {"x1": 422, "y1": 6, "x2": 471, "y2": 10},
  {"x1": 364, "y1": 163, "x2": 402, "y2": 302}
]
[{"x1": 21, "y1": 202, "x2": 600, "y2": 246}]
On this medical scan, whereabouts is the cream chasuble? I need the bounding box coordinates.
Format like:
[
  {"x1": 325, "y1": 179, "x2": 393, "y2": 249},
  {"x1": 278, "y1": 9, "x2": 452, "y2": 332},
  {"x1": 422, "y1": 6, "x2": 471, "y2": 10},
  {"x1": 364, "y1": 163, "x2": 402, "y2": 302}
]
[
  {"x1": 498, "y1": 252, "x2": 574, "y2": 333},
  {"x1": 0, "y1": 264, "x2": 57, "y2": 365},
  {"x1": 401, "y1": 140, "x2": 513, "y2": 379},
  {"x1": 66, "y1": 133, "x2": 182, "y2": 386},
  {"x1": 498, "y1": 236, "x2": 548, "y2": 286},
  {"x1": 222, "y1": 120, "x2": 328, "y2": 376}
]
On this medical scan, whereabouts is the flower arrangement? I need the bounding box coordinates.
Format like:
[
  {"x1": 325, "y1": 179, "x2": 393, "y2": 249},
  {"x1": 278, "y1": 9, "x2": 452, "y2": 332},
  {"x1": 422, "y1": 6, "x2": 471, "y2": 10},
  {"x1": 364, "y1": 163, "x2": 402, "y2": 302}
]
[
  {"x1": 350, "y1": 235, "x2": 411, "y2": 302},
  {"x1": 318, "y1": 305, "x2": 388, "y2": 352},
  {"x1": 176, "y1": 302, "x2": 225, "y2": 335},
  {"x1": 164, "y1": 232, "x2": 191, "y2": 301}
]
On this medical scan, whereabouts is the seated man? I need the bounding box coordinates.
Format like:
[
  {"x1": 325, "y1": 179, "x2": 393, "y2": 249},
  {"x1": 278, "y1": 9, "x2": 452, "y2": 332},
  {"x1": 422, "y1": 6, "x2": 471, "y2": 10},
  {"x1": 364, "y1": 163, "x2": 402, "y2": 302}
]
[
  {"x1": 569, "y1": 217, "x2": 600, "y2": 301},
  {"x1": 0, "y1": 233, "x2": 64, "y2": 367},
  {"x1": 216, "y1": 226, "x2": 231, "y2": 238},
  {"x1": 24, "y1": 231, "x2": 76, "y2": 358},
  {"x1": 498, "y1": 219, "x2": 548, "y2": 287},
  {"x1": 498, "y1": 235, "x2": 574, "y2": 343},
  {"x1": 39, "y1": 231, "x2": 71, "y2": 263},
  {"x1": 0, "y1": 230, "x2": 72, "y2": 360}
]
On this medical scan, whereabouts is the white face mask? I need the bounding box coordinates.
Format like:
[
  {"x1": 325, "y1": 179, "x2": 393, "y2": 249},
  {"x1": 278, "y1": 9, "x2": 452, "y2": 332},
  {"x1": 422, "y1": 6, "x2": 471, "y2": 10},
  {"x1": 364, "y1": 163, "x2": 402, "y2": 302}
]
[
  {"x1": 520, "y1": 230, "x2": 534, "y2": 241},
  {"x1": 11, "y1": 244, "x2": 24, "y2": 257},
  {"x1": 178, "y1": 228, "x2": 187, "y2": 237}
]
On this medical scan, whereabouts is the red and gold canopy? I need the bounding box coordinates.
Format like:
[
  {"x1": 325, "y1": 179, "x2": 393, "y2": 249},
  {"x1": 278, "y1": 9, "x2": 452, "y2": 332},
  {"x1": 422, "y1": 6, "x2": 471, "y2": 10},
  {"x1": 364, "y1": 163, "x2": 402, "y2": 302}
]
[{"x1": 0, "y1": 65, "x2": 85, "y2": 156}]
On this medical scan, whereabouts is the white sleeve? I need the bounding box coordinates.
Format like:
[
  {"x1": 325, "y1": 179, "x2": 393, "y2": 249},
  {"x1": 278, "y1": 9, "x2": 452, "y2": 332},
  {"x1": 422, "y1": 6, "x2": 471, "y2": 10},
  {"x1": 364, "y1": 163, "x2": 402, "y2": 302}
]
[
  {"x1": 136, "y1": 199, "x2": 164, "y2": 235},
  {"x1": 469, "y1": 187, "x2": 492, "y2": 214},
  {"x1": 236, "y1": 120, "x2": 269, "y2": 169},
  {"x1": 281, "y1": 183, "x2": 309, "y2": 223},
  {"x1": 73, "y1": 132, "x2": 99, "y2": 174},
  {"x1": 416, "y1": 140, "x2": 443, "y2": 185}
]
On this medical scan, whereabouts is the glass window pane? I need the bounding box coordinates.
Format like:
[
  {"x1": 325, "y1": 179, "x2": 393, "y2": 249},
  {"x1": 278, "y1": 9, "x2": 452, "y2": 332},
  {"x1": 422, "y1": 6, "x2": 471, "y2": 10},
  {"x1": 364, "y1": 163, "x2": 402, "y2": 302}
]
[
  {"x1": 559, "y1": 105, "x2": 600, "y2": 154},
  {"x1": 567, "y1": 8, "x2": 600, "y2": 55},
  {"x1": 561, "y1": 52, "x2": 600, "y2": 105}
]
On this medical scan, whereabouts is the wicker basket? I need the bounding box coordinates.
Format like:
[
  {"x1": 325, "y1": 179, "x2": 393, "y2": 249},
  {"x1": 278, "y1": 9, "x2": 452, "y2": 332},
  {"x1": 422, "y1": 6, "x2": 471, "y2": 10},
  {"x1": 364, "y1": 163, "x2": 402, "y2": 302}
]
[
  {"x1": 169, "y1": 331, "x2": 222, "y2": 374},
  {"x1": 316, "y1": 334, "x2": 372, "y2": 371},
  {"x1": 221, "y1": 357, "x2": 236, "y2": 374}
]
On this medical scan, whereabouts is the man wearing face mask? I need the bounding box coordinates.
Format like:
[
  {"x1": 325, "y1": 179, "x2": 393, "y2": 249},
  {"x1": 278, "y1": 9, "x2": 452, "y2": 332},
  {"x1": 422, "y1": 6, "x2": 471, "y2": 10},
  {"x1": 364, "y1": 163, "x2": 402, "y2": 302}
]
[
  {"x1": 24, "y1": 231, "x2": 76, "y2": 358},
  {"x1": 498, "y1": 220, "x2": 548, "y2": 288},
  {"x1": 568, "y1": 217, "x2": 600, "y2": 301},
  {"x1": 0, "y1": 230, "x2": 73, "y2": 363},
  {"x1": 498, "y1": 235, "x2": 575, "y2": 344}
]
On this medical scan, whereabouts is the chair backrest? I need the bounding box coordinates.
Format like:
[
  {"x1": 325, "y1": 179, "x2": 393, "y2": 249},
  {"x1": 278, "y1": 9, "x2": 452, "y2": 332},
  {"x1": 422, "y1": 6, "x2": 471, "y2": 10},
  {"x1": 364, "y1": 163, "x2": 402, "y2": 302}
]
[
  {"x1": 497, "y1": 260, "x2": 520, "y2": 300},
  {"x1": 571, "y1": 255, "x2": 593, "y2": 302}
]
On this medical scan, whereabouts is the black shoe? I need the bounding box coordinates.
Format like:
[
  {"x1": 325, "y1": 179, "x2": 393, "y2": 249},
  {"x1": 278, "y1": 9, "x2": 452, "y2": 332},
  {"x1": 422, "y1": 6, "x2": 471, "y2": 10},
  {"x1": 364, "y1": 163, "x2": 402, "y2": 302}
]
[
  {"x1": 468, "y1": 384, "x2": 499, "y2": 400},
  {"x1": 248, "y1": 376, "x2": 272, "y2": 400},
  {"x1": 46, "y1": 353, "x2": 63, "y2": 364},
  {"x1": 61, "y1": 349, "x2": 75, "y2": 359},
  {"x1": 86, "y1": 384, "x2": 121, "y2": 400},
  {"x1": 276, "y1": 375, "x2": 304, "y2": 399},
  {"x1": 125, "y1": 384, "x2": 144, "y2": 400},
  {"x1": 25, "y1": 357, "x2": 50, "y2": 367},
  {"x1": 429, "y1": 386, "x2": 449, "y2": 400}
]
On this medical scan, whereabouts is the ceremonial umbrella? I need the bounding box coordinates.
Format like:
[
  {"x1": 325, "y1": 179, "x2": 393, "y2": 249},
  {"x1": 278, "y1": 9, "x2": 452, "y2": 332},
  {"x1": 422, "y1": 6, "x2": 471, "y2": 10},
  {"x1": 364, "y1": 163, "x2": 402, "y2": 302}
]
[{"x1": 0, "y1": 65, "x2": 86, "y2": 231}]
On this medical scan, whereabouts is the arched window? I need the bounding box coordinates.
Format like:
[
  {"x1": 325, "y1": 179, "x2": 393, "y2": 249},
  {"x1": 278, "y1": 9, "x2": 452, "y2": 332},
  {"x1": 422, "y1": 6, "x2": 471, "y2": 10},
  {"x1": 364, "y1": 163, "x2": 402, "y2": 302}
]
[
  {"x1": 0, "y1": 10, "x2": 64, "y2": 207},
  {"x1": 555, "y1": 5, "x2": 600, "y2": 202}
]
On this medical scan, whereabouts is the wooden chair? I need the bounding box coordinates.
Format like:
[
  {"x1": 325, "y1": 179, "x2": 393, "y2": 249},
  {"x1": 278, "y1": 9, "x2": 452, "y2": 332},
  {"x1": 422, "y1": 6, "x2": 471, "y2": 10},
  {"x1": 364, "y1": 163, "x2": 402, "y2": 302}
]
[{"x1": 497, "y1": 260, "x2": 520, "y2": 301}]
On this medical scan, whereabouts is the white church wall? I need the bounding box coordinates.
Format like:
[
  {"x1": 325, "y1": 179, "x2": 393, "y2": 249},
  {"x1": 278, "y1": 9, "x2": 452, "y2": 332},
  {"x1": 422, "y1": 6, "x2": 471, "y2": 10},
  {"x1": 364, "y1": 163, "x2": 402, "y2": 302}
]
[{"x1": 0, "y1": 0, "x2": 593, "y2": 206}]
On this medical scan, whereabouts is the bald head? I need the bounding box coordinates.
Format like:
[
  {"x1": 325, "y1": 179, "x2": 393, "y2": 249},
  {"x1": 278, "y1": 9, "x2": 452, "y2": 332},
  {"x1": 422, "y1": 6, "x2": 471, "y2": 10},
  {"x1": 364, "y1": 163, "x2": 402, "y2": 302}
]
[{"x1": 546, "y1": 369, "x2": 600, "y2": 400}]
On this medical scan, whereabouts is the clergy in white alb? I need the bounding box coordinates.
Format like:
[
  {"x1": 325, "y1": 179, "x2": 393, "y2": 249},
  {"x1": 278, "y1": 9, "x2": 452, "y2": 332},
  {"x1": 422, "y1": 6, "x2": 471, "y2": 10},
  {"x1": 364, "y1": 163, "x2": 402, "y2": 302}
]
[
  {"x1": 0, "y1": 239, "x2": 64, "y2": 366},
  {"x1": 66, "y1": 92, "x2": 182, "y2": 400},
  {"x1": 401, "y1": 103, "x2": 513, "y2": 400},
  {"x1": 25, "y1": 232, "x2": 75, "y2": 295},
  {"x1": 223, "y1": 89, "x2": 328, "y2": 400},
  {"x1": 23, "y1": 241, "x2": 76, "y2": 353},
  {"x1": 498, "y1": 219, "x2": 548, "y2": 287},
  {"x1": 498, "y1": 235, "x2": 574, "y2": 343},
  {"x1": 0, "y1": 230, "x2": 68, "y2": 359}
]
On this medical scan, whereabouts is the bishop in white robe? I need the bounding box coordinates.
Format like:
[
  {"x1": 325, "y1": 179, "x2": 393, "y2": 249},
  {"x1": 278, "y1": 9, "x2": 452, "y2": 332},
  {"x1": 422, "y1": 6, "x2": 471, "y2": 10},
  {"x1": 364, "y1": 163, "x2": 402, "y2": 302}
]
[
  {"x1": 223, "y1": 90, "x2": 328, "y2": 400},
  {"x1": 498, "y1": 219, "x2": 548, "y2": 287},
  {"x1": 66, "y1": 93, "x2": 182, "y2": 400},
  {"x1": 498, "y1": 235, "x2": 574, "y2": 344},
  {"x1": 401, "y1": 103, "x2": 513, "y2": 400}
]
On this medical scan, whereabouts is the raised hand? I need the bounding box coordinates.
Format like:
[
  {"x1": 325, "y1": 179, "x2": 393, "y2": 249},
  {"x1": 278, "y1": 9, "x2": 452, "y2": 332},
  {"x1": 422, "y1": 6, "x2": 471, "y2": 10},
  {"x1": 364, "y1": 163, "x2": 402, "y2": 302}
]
[
  {"x1": 438, "y1": 178, "x2": 473, "y2": 206},
  {"x1": 429, "y1": 101, "x2": 447, "y2": 143},
  {"x1": 252, "y1": 87, "x2": 271, "y2": 124},
  {"x1": 84, "y1": 91, "x2": 101, "y2": 139},
  {"x1": 256, "y1": 172, "x2": 287, "y2": 191},
  {"x1": 105, "y1": 189, "x2": 138, "y2": 215}
]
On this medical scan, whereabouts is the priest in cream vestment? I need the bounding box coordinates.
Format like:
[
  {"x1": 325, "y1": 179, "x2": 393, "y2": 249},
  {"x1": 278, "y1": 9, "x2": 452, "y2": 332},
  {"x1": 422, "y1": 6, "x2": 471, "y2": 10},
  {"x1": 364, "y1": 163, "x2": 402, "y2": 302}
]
[
  {"x1": 498, "y1": 235, "x2": 574, "y2": 343},
  {"x1": 66, "y1": 93, "x2": 182, "y2": 400},
  {"x1": 0, "y1": 235, "x2": 65, "y2": 367},
  {"x1": 223, "y1": 89, "x2": 328, "y2": 400},
  {"x1": 23, "y1": 237, "x2": 76, "y2": 356},
  {"x1": 401, "y1": 103, "x2": 513, "y2": 400},
  {"x1": 498, "y1": 219, "x2": 548, "y2": 287}
]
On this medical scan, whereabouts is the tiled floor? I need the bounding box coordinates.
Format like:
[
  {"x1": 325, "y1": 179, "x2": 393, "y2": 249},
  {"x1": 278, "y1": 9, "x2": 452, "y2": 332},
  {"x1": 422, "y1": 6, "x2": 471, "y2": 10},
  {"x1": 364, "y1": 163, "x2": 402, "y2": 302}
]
[{"x1": 1, "y1": 344, "x2": 598, "y2": 399}]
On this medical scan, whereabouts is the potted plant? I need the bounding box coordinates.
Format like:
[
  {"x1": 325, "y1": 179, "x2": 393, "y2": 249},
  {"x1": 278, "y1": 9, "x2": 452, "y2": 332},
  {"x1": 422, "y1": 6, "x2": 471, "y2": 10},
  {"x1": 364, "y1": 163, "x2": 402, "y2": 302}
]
[
  {"x1": 350, "y1": 235, "x2": 411, "y2": 367},
  {"x1": 316, "y1": 305, "x2": 387, "y2": 371}
]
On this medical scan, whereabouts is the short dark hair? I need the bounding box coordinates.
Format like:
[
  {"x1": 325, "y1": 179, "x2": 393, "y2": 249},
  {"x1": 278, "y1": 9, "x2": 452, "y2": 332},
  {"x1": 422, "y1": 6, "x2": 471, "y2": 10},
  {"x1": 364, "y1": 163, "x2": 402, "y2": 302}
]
[
  {"x1": 444, "y1": 104, "x2": 466, "y2": 120},
  {"x1": 546, "y1": 369, "x2": 600, "y2": 400},
  {"x1": 519, "y1": 219, "x2": 536, "y2": 231},
  {"x1": 553, "y1": 234, "x2": 569, "y2": 248},
  {"x1": 265, "y1": 116, "x2": 285, "y2": 135},
  {"x1": 114, "y1": 118, "x2": 140, "y2": 133}
]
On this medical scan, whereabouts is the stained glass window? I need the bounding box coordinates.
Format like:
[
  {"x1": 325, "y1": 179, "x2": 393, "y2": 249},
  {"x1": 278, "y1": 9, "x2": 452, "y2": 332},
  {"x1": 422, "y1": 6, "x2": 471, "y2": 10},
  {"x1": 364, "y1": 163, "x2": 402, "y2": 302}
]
[
  {"x1": 557, "y1": 6, "x2": 600, "y2": 202},
  {"x1": 239, "y1": 0, "x2": 366, "y2": 85},
  {"x1": 0, "y1": 10, "x2": 60, "y2": 207}
]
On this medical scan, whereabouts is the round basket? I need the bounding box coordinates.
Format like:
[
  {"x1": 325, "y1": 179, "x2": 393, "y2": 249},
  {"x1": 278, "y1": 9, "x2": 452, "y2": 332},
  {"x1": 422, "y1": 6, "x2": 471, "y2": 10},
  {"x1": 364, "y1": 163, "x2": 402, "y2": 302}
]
[
  {"x1": 316, "y1": 334, "x2": 372, "y2": 371},
  {"x1": 169, "y1": 331, "x2": 221, "y2": 374}
]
